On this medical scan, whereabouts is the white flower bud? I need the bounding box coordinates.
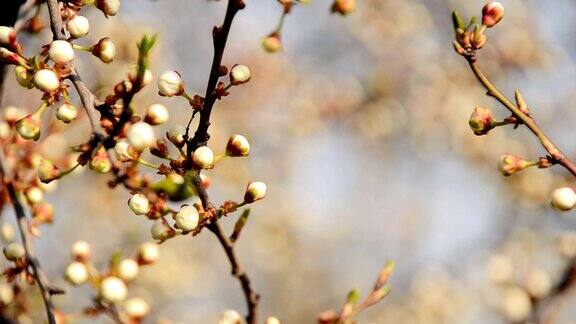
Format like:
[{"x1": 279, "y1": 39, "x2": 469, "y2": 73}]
[
  {"x1": 71, "y1": 240, "x2": 92, "y2": 261},
  {"x1": 501, "y1": 286, "x2": 531, "y2": 322},
  {"x1": 0, "y1": 26, "x2": 15, "y2": 45},
  {"x1": 192, "y1": 146, "x2": 214, "y2": 169},
  {"x1": 145, "y1": 104, "x2": 169, "y2": 125},
  {"x1": 114, "y1": 139, "x2": 137, "y2": 162},
  {"x1": 551, "y1": 187, "x2": 576, "y2": 212},
  {"x1": 158, "y1": 71, "x2": 184, "y2": 97},
  {"x1": 0, "y1": 223, "x2": 15, "y2": 243},
  {"x1": 14, "y1": 66, "x2": 33, "y2": 89},
  {"x1": 226, "y1": 134, "x2": 250, "y2": 157},
  {"x1": 128, "y1": 64, "x2": 152, "y2": 86},
  {"x1": 265, "y1": 317, "x2": 281, "y2": 324},
  {"x1": 168, "y1": 125, "x2": 186, "y2": 146},
  {"x1": 124, "y1": 297, "x2": 150, "y2": 319},
  {"x1": 244, "y1": 181, "x2": 267, "y2": 203},
  {"x1": 56, "y1": 103, "x2": 77, "y2": 123},
  {"x1": 99, "y1": 276, "x2": 128, "y2": 303},
  {"x1": 33, "y1": 69, "x2": 60, "y2": 92},
  {"x1": 173, "y1": 205, "x2": 200, "y2": 232},
  {"x1": 96, "y1": 0, "x2": 120, "y2": 17},
  {"x1": 25, "y1": 186, "x2": 44, "y2": 204},
  {"x1": 3, "y1": 242, "x2": 25, "y2": 261},
  {"x1": 229, "y1": 64, "x2": 251, "y2": 86},
  {"x1": 48, "y1": 40, "x2": 74, "y2": 65},
  {"x1": 0, "y1": 284, "x2": 14, "y2": 305},
  {"x1": 262, "y1": 34, "x2": 282, "y2": 53},
  {"x1": 128, "y1": 193, "x2": 150, "y2": 215},
  {"x1": 218, "y1": 310, "x2": 242, "y2": 324},
  {"x1": 92, "y1": 37, "x2": 116, "y2": 63},
  {"x1": 65, "y1": 262, "x2": 89, "y2": 285},
  {"x1": 137, "y1": 242, "x2": 159, "y2": 264},
  {"x1": 126, "y1": 122, "x2": 155, "y2": 151},
  {"x1": 16, "y1": 115, "x2": 41, "y2": 141},
  {"x1": 66, "y1": 15, "x2": 90, "y2": 38},
  {"x1": 150, "y1": 221, "x2": 174, "y2": 242},
  {"x1": 37, "y1": 159, "x2": 60, "y2": 183},
  {"x1": 524, "y1": 268, "x2": 552, "y2": 299},
  {"x1": 117, "y1": 259, "x2": 139, "y2": 281}
]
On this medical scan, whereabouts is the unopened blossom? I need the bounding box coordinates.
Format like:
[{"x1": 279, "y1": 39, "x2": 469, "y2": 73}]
[
  {"x1": 3, "y1": 242, "x2": 25, "y2": 261},
  {"x1": 128, "y1": 193, "x2": 150, "y2": 215},
  {"x1": 33, "y1": 69, "x2": 60, "y2": 92},
  {"x1": 158, "y1": 71, "x2": 184, "y2": 97},
  {"x1": 482, "y1": 1, "x2": 504, "y2": 28},
  {"x1": 65, "y1": 262, "x2": 89, "y2": 285},
  {"x1": 48, "y1": 40, "x2": 74, "y2": 65},
  {"x1": 230, "y1": 64, "x2": 251, "y2": 85},
  {"x1": 56, "y1": 103, "x2": 77, "y2": 123},
  {"x1": 192, "y1": 146, "x2": 214, "y2": 169},
  {"x1": 137, "y1": 242, "x2": 159, "y2": 264},
  {"x1": 66, "y1": 15, "x2": 90, "y2": 38},
  {"x1": 244, "y1": 181, "x2": 267, "y2": 203},
  {"x1": 91, "y1": 37, "x2": 116, "y2": 63},
  {"x1": 173, "y1": 205, "x2": 200, "y2": 232},
  {"x1": 124, "y1": 297, "x2": 150, "y2": 319},
  {"x1": 99, "y1": 276, "x2": 128, "y2": 303},
  {"x1": 226, "y1": 134, "x2": 250, "y2": 157},
  {"x1": 145, "y1": 104, "x2": 169, "y2": 125},
  {"x1": 551, "y1": 187, "x2": 576, "y2": 212},
  {"x1": 117, "y1": 259, "x2": 139, "y2": 281},
  {"x1": 126, "y1": 122, "x2": 155, "y2": 151}
]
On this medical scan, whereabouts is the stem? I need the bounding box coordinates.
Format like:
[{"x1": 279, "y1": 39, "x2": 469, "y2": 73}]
[{"x1": 137, "y1": 158, "x2": 160, "y2": 170}]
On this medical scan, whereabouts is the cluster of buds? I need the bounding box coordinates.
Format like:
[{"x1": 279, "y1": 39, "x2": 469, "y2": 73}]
[{"x1": 452, "y1": 1, "x2": 504, "y2": 56}]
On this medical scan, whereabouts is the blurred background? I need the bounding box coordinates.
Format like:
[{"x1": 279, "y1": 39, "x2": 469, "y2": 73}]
[{"x1": 4, "y1": 0, "x2": 576, "y2": 322}]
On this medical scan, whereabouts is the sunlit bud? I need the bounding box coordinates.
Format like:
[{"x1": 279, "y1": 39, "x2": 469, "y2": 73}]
[
  {"x1": 95, "y1": 0, "x2": 120, "y2": 17},
  {"x1": 158, "y1": 71, "x2": 184, "y2": 97},
  {"x1": 126, "y1": 122, "x2": 155, "y2": 151},
  {"x1": 25, "y1": 187, "x2": 44, "y2": 204},
  {"x1": 173, "y1": 205, "x2": 200, "y2": 232},
  {"x1": 501, "y1": 286, "x2": 531, "y2": 322},
  {"x1": 262, "y1": 34, "x2": 282, "y2": 53},
  {"x1": 3, "y1": 242, "x2": 25, "y2": 261},
  {"x1": 244, "y1": 181, "x2": 267, "y2": 203},
  {"x1": 0, "y1": 284, "x2": 14, "y2": 305},
  {"x1": 114, "y1": 139, "x2": 138, "y2": 162},
  {"x1": 14, "y1": 66, "x2": 33, "y2": 89},
  {"x1": 89, "y1": 148, "x2": 112, "y2": 174},
  {"x1": 56, "y1": 103, "x2": 77, "y2": 123},
  {"x1": 124, "y1": 297, "x2": 150, "y2": 319},
  {"x1": 331, "y1": 0, "x2": 356, "y2": 16},
  {"x1": 49, "y1": 40, "x2": 74, "y2": 65},
  {"x1": 0, "y1": 26, "x2": 15, "y2": 46},
  {"x1": 559, "y1": 232, "x2": 576, "y2": 259},
  {"x1": 487, "y1": 254, "x2": 513, "y2": 284},
  {"x1": 482, "y1": 2, "x2": 504, "y2": 28},
  {"x1": 66, "y1": 15, "x2": 90, "y2": 38},
  {"x1": 33, "y1": 69, "x2": 60, "y2": 92},
  {"x1": 265, "y1": 317, "x2": 281, "y2": 324},
  {"x1": 229, "y1": 64, "x2": 251, "y2": 86},
  {"x1": 99, "y1": 276, "x2": 128, "y2": 303},
  {"x1": 0, "y1": 223, "x2": 15, "y2": 243},
  {"x1": 192, "y1": 146, "x2": 214, "y2": 169},
  {"x1": 71, "y1": 240, "x2": 92, "y2": 262},
  {"x1": 117, "y1": 259, "x2": 139, "y2": 281},
  {"x1": 524, "y1": 268, "x2": 552, "y2": 299},
  {"x1": 168, "y1": 125, "x2": 186, "y2": 147},
  {"x1": 128, "y1": 193, "x2": 150, "y2": 215},
  {"x1": 65, "y1": 262, "x2": 89, "y2": 285},
  {"x1": 498, "y1": 154, "x2": 529, "y2": 177},
  {"x1": 551, "y1": 187, "x2": 576, "y2": 212},
  {"x1": 16, "y1": 114, "x2": 41, "y2": 141},
  {"x1": 469, "y1": 106, "x2": 494, "y2": 136},
  {"x1": 145, "y1": 104, "x2": 169, "y2": 125},
  {"x1": 218, "y1": 310, "x2": 242, "y2": 324},
  {"x1": 91, "y1": 37, "x2": 116, "y2": 63},
  {"x1": 128, "y1": 64, "x2": 152, "y2": 87},
  {"x1": 137, "y1": 242, "x2": 159, "y2": 264},
  {"x1": 226, "y1": 134, "x2": 250, "y2": 157},
  {"x1": 150, "y1": 221, "x2": 175, "y2": 242},
  {"x1": 37, "y1": 159, "x2": 60, "y2": 183}
]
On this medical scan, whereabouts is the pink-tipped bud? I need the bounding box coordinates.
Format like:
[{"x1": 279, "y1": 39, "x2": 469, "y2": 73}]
[
  {"x1": 551, "y1": 187, "x2": 576, "y2": 212},
  {"x1": 331, "y1": 0, "x2": 356, "y2": 16},
  {"x1": 48, "y1": 40, "x2": 74, "y2": 65},
  {"x1": 226, "y1": 134, "x2": 250, "y2": 157},
  {"x1": 56, "y1": 103, "x2": 77, "y2": 123},
  {"x1": 0, "y1": 48, "x2": 26, "y2": 66},
  {"x1": 144, "y1": 104, "x2": 169, "y2": 125},
  {"x1": 262, "y1": 34, "x2": 282, "y2": 53},
  {"x1": 16, "y1": 114, "x2": 41, "y2": 141},
  {"x1": 482, "y1": 1, "x2": 504, "y2": 28},
  {"x1": 229, "y1": 64, "x2": 251, "y2": 86},
  {"x1": 192, "y1": 146, "x2": 214, "y2": 169},
  {"x1": 469, "y1": 106, "x2": 495, "y2": 136},
  {"x1": 95, "y1": 0, "x2": 120, "y2": 17},
  {"x1": 91, "y1": 37, "x2": 116, "y2": 63},
  {"x1": 244, "y1": 181, "x2": 267, "y2": 203},
  {"x1": 158, "y1": 71, "x2": 184, "y2": 97},
  {"x1": 66, "y1": 15, "x2": 90, "y2": 38},
  {"x1": 33, "y1": 69, "x2": 60, "y2": 92},
  {"x1": 498, "y1": 154, "x2": 528, "y2": 177}
]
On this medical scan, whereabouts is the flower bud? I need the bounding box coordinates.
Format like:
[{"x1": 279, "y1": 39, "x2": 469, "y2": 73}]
[
  {"x1": 117, "y1": 259, "x2": 139, "y2": 281},
  {"x1": 150, "y1": 221, "x2": 175, "y2": 242},
  {"x1": 266, "y1": 317, "x2": 281, "y2": 324},
  {"x1": 168, "y1": 125, "x2": 186, "y2": 147},
  {"x1": 524, "y1": 268, "x2": 552, "y2": 299},
  {"x1": 262, "y1": 34, "x2": 282, "y2": 53},
  {"x1": 173, "y1": 205, "x2": 200, "y2": 232},
  {"x1": 137, "y1": 242, "x2": 159, "y2": 264},
  {"x1": 127, "y1": 65, "x2": 152, "y2": 87},
  {"x1": 144, "y1": 104, "x2": 169, "y2": 125},
  {"x1": 95, "y1": 0, "x2": 120, "y2": 17},
  {"x1": 71, "y1": 240, "x2": 92, "y2": 261},
  {"x1": 56, "y1": 103, "x2": 77, "y2": 123},
  {"x1": 48, "y1": 40, "x2": 74, "y2": 65},
  {"x1": 128, "y1": 193, "x2": 150, "y2": 215},
  {"x1": 124, "y1": 297, "x2": 150, "y2": 319},
  {"x1": 0, "y1": 223, "x2": 15, "y2": 243},
  {"x1": 114, "y1": 139, "x2": 138, "y2": 162},
  {"x1": 65, "y1": 262, "x2": 89, "y2": 285},
  {"x1": 16, "y1": 114, "x2": 41, "y2": 141},
  {"x1": 158, "y1": 71, "x2": 184, "y2": 97},
  {"x1": 469, "y1": 106, "x2": 495, "y2": 136},
  {"x1": 498, "y1": 154, "x2": 528, "y2": 177},
  {"x1": 3, "y1": 242, "x2": 25, "y2": 261},
  {"x1": 37, "y1": 159, "x2": 60, "y2": 183},
  {"x1": 0, "y1": 48, "x2": 26, "y2": 66},
  {"x1": 226, "y1": 134, "x2": 250, "y2": 157},
  {"x1": 99, "y1": 276, "x2": 127, "y2": 303},
  {"x1": 229, "y1": 64, "x2": 251, "y2": 86},
  {"x1": 25, "y1": 186, "x2": 43, "y2": 205},
  {"x1": 126, "y1": 122, "x2": 155, "y2": 151},
  {"x1": 192, "y1": 146, "x2": 214, "y2": 169},
  {"x1": 218, "y1": 310, "x2": 242, "y2": 324},
  {"x1": 482, "y1": 1, "x2": 504, "y2": 28},
  {"x1": 33, "y1": 69, "x2": 60, "y2": 92},
  {"x1": 0, "y1": 26, "x2": 15, "y2": 46},
  {"x1": 551, "y1": 187, "x2": 576, "y2": 212},
  {"x1": 244, "y1": 181, "x2": 267, "y2": 203},
  {"x1": 0, "y1": 284, "x2": 14, "y2": 306},
  {"x1": 501, "y1": 286, "x2": 531, "y2": 322},
  {"x1": 331, "y1": 0, "x2": 356, "y2": 16},
  {"x1": 89, "y1": 148, "x2": 112, "y2": 174},
  {"x1": 14, "y1": 66, "x2": 33, "y2": 89},
  {"x1": 66, "y1": 15, "x2": 90, "y2": 38},
  {"x1": 91, "y1": 37, "x2": 116, "y2": 63}
]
